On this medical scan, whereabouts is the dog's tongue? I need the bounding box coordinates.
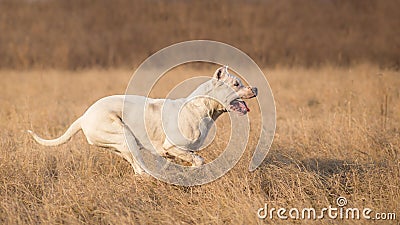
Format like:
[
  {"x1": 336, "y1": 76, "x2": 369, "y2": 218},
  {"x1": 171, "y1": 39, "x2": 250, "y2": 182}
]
[
  {"x1": 230, "y1": 99, "x2": 250, "y2": 115},
  {"x1": 239, "y1": 100, "x2": 250, "y2": 112}
]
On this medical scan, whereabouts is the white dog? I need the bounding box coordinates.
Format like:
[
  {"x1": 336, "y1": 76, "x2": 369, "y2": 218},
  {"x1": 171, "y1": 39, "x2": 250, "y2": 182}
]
[{"x1": 28, "y1": 66, "x2": 258, "y2": 175}]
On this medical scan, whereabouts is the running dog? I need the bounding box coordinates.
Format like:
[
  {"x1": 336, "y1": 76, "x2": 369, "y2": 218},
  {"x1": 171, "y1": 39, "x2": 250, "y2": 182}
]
[{"x1": 28, "y1": 66, "x2": 257, "y2": 174}]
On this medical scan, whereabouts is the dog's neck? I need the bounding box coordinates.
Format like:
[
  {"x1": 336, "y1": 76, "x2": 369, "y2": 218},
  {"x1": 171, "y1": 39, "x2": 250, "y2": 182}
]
[
  {"x1": 164, "y1": 80, "x2": 228, "y2": 149},
  {"x1": 187, "y1": 97, "x2": 226, "y2": 120},
  {"x1": 185, "y1": 80, "x2": 227, "y2": 121}
]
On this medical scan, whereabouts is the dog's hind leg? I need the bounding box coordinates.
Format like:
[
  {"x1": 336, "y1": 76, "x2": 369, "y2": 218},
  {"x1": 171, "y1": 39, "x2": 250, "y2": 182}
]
[
  {"x1": 123, "y1": 133, "x2": 145, "y2": 175},
  {"x1": 111, "y1": 128, "x2": 145, "y2": 175},
  {"x1": 86, "y1": 113, "x2": 145, "y2": 175},
  {"x1": 111, "y1": 133, "x2": 145, "y2": 175}
]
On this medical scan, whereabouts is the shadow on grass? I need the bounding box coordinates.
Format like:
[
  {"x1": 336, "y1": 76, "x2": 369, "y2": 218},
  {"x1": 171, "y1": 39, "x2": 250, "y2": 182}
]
[{"x1": 260, "y1": 150, "x2": 369, "y2": 178}]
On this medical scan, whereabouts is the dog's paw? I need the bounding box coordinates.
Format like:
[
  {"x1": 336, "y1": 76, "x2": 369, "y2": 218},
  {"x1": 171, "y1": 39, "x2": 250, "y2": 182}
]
[
  {"x1": 156, "y1": 148, "x2": 168, "y2": 157},
  {"x1": 192, "y1": 155, "x2": 205, "y2": 167}
]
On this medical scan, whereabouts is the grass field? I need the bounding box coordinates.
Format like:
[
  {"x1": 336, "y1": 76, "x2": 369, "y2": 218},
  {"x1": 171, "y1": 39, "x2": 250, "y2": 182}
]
[
  {"x1": 0, "y1": 65, "x2": 399, "y2": 224},
  {"x1": 1, "y1": 0, "x2": 399, "y2": 69}
]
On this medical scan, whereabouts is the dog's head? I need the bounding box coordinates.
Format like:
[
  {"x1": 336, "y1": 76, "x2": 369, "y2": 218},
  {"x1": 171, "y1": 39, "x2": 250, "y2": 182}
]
[{"x1": 211, "y1": 66, "x2": 257, "y2": 115}]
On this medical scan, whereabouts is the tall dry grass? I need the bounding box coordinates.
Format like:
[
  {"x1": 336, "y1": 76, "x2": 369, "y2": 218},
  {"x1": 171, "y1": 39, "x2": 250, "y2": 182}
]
[
  {"x1": 0, "y1": 65, "x2": 399, "y2": 224},
  {"x1": 1, "y1": 0, "x2": 399, "y2": 69}
]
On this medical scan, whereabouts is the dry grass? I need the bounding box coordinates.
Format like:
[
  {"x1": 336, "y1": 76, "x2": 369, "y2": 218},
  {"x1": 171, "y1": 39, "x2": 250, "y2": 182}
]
[
  {"x1": 0, "y1": 65, "x2": 399, "y2": 224},
  {"x1": 1, "y1": 0, "x2": 399, "y2": 69}
]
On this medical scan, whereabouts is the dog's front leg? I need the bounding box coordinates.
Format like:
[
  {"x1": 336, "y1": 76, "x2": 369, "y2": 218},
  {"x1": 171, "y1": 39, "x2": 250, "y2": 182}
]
[
  {"x1": 162, "y1": 146, "x2": 204, "y2": 167},
  {"x1": 171, "y1": 148, "x2": 204, "y2": 167}
]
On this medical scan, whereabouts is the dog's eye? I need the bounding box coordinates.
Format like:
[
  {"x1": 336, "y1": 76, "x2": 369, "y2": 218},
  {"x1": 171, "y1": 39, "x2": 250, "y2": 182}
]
[{"x1": 234, "y1": 82, "x2": 239, "y2": 87}]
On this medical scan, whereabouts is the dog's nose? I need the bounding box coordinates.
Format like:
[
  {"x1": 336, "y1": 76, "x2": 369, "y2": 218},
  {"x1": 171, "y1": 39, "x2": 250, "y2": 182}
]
[{"x1": 251, "y1": 87, "x2": 258, "y2": 96}]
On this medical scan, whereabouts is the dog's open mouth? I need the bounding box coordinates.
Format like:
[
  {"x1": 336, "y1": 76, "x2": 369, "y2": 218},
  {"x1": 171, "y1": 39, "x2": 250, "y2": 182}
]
[{"x1": 229, "y1": 99, "x2": 250, "y2": 115}]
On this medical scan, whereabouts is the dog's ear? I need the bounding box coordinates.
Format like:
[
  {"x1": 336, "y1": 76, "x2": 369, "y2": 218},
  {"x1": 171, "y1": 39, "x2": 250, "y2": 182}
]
[{"x1": 213, "y1": 66, "x2": 229, "y2": 80}]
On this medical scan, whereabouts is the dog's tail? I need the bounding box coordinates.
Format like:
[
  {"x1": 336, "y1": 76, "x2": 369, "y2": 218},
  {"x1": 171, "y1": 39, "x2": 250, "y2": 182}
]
[{"x1": 27, "y1": 117, "x2": 82, "y2": 146}]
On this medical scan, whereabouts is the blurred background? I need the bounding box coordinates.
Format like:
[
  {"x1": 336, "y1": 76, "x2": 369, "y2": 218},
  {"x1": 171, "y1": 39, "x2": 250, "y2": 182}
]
[{"x1": 1, "y1": 0, "x2": 399, "y2": 70}]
